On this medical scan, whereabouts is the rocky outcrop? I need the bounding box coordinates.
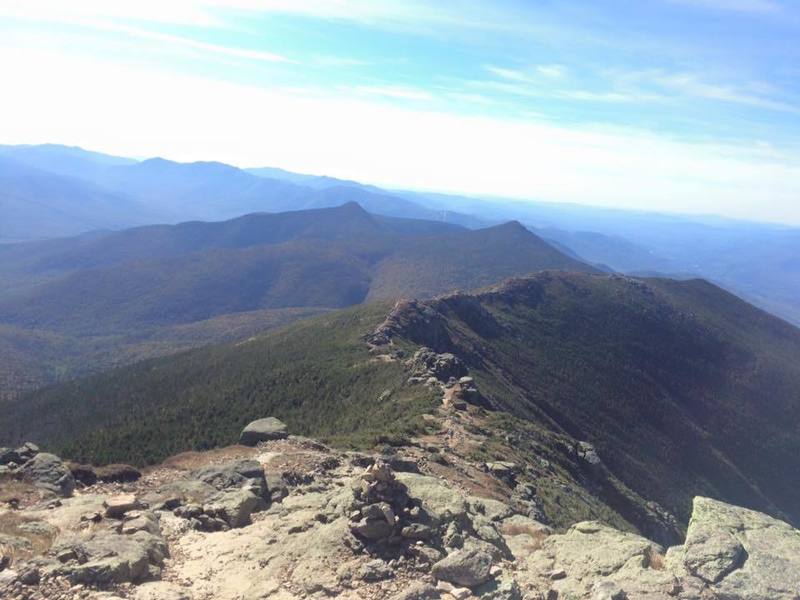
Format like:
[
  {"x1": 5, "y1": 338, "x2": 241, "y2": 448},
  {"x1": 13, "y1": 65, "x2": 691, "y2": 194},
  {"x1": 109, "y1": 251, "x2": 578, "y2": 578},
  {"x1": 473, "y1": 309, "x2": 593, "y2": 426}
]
[
  {"x1": 239, "y1": 417, "x2": 288, "y2": 446},
  {"x1": 20, "y1": 453, "x2": 75, "y2": 498},
  {"x1": 520, "y1": 520, "x2": 682, "y2": 599},
  {"x1": 667, "y1": 496, "x2": 800, "y2": 599},
  {"x1": 406, "y1": 347, "x2": 468, "y2": 383},
  {"x1": 0, "y1": 443, "x2": 40, "y2": 469},
  {"x1": 0, "y1": 443, "x2": 76, "y2": 498}
]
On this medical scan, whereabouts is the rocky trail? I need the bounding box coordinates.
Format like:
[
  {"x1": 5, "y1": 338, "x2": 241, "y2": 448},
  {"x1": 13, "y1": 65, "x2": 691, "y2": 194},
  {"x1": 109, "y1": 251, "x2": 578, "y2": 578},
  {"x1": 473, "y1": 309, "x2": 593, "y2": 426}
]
[{"x1": 2, "y1": 414, "x2": 800, "y2": 600}]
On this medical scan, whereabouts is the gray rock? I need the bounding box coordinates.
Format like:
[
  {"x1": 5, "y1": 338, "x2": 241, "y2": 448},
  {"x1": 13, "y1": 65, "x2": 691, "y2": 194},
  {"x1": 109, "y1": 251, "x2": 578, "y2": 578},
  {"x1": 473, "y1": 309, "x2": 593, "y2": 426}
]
[
  {"x1": 239, "y1": 417, "x2": 288, "y2": 445},
  {"x1": 389, "y1": 581, "x2": 440, "y2": 600},
  {"x1": 358, "y1": 558, "x2": 393, "y2": 582},
  {"x1": 351, "y1": 517, "x2": 393, "y2": 540},
  {"x1": 20, "y1": 452, "x2": 75, "y2": 497},
  {"x1": 104, "y1": 494, "x2": 141, "y2": 518},
  {"x1": 66, "y1": 534, "x2": 152, "y2": 584},
  {"x1": 121, "y1": 511, "x2": 161, "y2": 535},
  {"x1": 474, "y1": 577, "x2": 522, "y2": 600},
  {"x1": 401, "y1": 523, "x2": 435, "y2": 540},
  {"x1": 520, "y1": 520, "x2": 674, "y2": 599},
  {"x1": 16, "y1": 442, "x2": 40, "y2": 463},
  {"x1": 577, "y1": 441, "x2": 602, "y2": 467},
  {"x1": 264, "y1": 471, "x2": 289, "y2": 503},
  {"x1": 432, "y1": 548, "x2": 493, "y2": 587},
  {"x1": 406, "y1": 347, "x2": 468, "y2": 382},
  {"x1": 203, "y1": 488, "x2": 264, "y2": 528},
  {"x1": 143, "y1": 478, "x2": 217, "y2": 510},
  {"x1": 395, "y1": 473, "x2": 468, "y2": 523},
  {"x1": 674, "y1": 496, "x2": 800, "y2": 599},
  {"x1": 591, "y1": 580, "x2": 626, "y2": 600},
  {"x1": 191, "y1": 459, "x2": 269, "y2": 501}
]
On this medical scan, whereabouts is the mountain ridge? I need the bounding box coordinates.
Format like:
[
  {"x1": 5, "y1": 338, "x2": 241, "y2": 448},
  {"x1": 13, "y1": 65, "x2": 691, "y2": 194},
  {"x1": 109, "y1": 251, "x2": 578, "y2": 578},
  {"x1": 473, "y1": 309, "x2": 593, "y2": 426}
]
[{"x1": 5, "y1": 271, "x2": 799, "y2": 540}]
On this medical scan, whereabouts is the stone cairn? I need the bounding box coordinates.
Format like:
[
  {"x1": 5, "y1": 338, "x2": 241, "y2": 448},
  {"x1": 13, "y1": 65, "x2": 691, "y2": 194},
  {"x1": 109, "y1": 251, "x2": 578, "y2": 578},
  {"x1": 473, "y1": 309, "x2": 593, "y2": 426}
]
[{"x1": 348, "y1": 461, "x2": 435, "y2": 554}]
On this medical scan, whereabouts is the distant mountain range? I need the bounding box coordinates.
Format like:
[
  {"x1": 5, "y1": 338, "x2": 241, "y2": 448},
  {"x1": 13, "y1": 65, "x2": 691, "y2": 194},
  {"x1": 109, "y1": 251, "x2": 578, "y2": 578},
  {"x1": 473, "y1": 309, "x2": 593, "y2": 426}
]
[
  {"x1": 2, "y1": 143, "x2": 798, "y2": 326},
  {"x1": 0, "y1": 202, "x2": 593, "y2": 399}
]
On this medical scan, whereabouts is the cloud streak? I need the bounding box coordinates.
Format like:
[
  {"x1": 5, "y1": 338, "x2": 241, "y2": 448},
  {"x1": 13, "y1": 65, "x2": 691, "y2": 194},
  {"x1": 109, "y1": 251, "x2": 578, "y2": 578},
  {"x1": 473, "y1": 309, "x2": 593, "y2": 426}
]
[{"x1": 667, "y1": 0, "x2": 782, "y2": 14}]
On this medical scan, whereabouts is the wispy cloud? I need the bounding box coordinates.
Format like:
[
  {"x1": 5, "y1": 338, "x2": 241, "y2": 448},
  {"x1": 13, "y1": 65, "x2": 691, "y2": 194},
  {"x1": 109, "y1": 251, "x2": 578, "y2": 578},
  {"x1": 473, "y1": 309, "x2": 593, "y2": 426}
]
[
  {"x1": 0, "y1": 0, "x2": 221, "y2": 27},
  {"x1": 0, "y1": 8, "x2": 294, "y2": 65},
  {"x1": 313, "y1": 56, "x2": 370, "y2": 68},
  {"x1": 485, "y1": 64, "x2": 567, "y2": 83},
  {"x1": 653, "y1": 73, "x2": 797, "y2": 112},
  {"x1": 110, "y1": 22, "x2": 294, "y2": 64},
  {"x1": 485, "y1": 66, "x2": 531, "y2": 83},
  {"x1": 354, "y1": 85, "x2": 433, "y2": 101},
  {"x1": 479, "y1": 66, "x2": 661, "y2": 104},
  {"x1": 536, "y1": 64, "x2": 567, "y2": 79},
  {"x1": 667, "y1": 0, "x2": 782, "y2": 14}
]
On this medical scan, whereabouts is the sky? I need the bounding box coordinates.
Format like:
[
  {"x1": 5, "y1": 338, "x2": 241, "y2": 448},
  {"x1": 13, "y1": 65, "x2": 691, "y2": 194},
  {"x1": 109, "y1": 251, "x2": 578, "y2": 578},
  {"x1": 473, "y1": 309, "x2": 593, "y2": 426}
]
[{"x1": 0, "y1": 0, "x2": 799, "y2": 223}]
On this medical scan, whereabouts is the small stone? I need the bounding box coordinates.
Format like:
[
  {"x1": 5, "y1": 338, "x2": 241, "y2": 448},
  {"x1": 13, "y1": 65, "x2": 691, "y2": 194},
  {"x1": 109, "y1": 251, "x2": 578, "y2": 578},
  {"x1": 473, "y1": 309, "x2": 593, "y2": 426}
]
[
  {"x1": 591, "y1": 580, "x2": 626, "y2": 600},
  {"x1": 432, "y1": 548, "x2": 493, "y2": 587},
  {"x1": 401, "y1": 524, "x2": 435, "y2": 540},
  {"x1": 358, "y1": 559, "x2": 393, "y2": 582},
  {"x1": 104, "y1": 494, "x2": 141, "y2": 518}
]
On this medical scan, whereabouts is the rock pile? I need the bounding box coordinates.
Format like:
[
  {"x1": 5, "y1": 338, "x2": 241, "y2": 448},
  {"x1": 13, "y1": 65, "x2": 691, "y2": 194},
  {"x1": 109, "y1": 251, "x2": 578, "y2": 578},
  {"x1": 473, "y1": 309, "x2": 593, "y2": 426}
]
[{"x1": 348, "y1": 460, "x2": 423, "y2": 546}]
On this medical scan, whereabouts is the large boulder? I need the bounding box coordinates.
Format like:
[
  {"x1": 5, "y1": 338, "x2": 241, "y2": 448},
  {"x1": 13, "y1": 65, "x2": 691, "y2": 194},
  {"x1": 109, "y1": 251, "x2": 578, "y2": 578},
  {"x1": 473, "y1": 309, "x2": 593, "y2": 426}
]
[
  {"x1": 520, "y1": 521, "x2": 677, "y2": 599},
  {"x1": 20, "y1": 453, "x2": 75, "y2": 497},
  {"x1": 62, "y1": 532, "x2": 162, "y2": 584},
  {"x1": 431, "y1": 548, "x2": 493, "y2": 587},
  {"x1": 669, "y1": 496, "x2": 800, "y2": 599},
  {"x1": 239, "y1": 418, "x2": 288, "y2": 446},
  {"x1": 203, "y1": 488, "x2": 263, "y2": 529}
]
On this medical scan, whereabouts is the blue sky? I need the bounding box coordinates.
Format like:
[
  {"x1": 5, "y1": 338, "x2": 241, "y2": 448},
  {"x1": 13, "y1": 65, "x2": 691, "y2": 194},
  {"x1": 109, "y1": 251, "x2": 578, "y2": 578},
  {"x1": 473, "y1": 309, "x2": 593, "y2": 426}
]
[{"x1": 1, "y1": 0, "x2": 799, "y2": 222}]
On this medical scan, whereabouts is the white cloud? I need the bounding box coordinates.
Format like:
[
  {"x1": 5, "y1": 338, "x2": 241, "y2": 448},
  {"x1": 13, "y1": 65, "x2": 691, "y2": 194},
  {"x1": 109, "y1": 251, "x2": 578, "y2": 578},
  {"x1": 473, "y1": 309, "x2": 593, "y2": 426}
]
[{"x1": 1, "y1": 48, "x2": 799, "y2": 224}]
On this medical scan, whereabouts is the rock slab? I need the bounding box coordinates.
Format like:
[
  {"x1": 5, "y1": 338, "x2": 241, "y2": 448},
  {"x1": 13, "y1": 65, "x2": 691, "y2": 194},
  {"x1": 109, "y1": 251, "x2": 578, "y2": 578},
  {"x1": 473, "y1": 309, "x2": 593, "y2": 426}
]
[{"x1": 239, "y1": 418, "x2": 288, "y2": 446}]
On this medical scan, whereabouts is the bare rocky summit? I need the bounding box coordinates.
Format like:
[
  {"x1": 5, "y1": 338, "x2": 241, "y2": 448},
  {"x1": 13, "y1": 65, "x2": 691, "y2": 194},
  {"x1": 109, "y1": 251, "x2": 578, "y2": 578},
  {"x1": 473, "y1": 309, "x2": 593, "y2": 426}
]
[{"x1": 2, "y1": 425, "x2": 799, "y2": 600}]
